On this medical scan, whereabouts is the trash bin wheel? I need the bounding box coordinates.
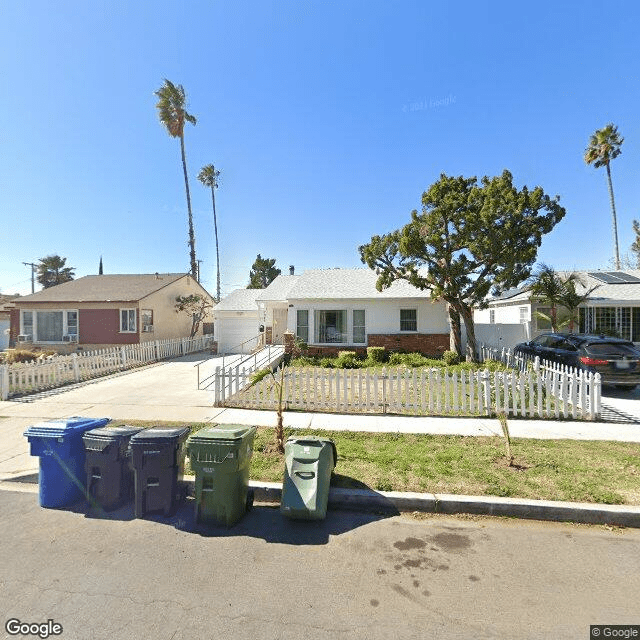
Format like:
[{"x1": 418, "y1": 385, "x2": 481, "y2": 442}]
[{"x1": 246, "y1": 489, "x2": 254, "y2": 512}]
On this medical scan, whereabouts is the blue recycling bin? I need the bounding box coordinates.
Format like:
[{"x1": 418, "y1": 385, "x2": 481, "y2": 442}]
[{"x1": 24, "y1": 417, "x2": 111, "y2": 508}]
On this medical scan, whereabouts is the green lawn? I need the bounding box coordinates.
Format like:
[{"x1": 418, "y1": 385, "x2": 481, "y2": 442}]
[{"x1": 111, "y1": 420, "x2": 640, "y2": 505}]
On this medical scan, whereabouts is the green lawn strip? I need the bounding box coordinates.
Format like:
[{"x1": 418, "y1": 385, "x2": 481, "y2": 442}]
[{"x1": 109, "y1": 420, "x2": 640, "y2": 506}]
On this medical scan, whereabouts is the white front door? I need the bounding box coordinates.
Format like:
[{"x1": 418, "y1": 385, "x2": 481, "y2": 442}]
[{"x1": 272, "y1": 308, "x2": 288, "y2": 344}]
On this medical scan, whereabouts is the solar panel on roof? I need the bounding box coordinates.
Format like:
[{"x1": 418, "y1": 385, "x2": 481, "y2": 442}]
[{"x1": 587, "y1": 271, "x2": 640, "y2": 284}]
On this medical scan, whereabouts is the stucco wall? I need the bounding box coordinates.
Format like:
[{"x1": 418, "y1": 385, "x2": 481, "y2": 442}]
[{"x1": 286, "y1": 297, "x2": 449, "y2": 344}]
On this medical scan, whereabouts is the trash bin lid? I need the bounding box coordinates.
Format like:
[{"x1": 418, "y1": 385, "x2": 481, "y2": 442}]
[
  {"x1": 24, "y1": 417, "x2": 111, "y2": 439},
  {"x1": 129, "y1": 426, "x2": 190, "y2": 444},
  {"x1": 82, "y1": 426, "x2": 143, "y2": 442},
  {"x1": 286, "y1": 436, "x2": 337, "y2": 465},
  {"x1": 188, "y1": 424, "x2": 256, "y2": 443}
]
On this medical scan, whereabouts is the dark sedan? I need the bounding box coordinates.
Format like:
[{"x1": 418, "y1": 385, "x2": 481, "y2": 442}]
[{"x1": 514, "y1": 333, "x2": 640, "y2": 389}]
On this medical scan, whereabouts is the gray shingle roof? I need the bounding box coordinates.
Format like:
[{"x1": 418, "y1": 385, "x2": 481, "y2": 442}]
[
  {"x1": 256, "y1": 275, "x2": 302, "y2": 301},
  {"x1": 286, "y1": 269, "x2": 429, "y2": 300},
  {"x1": 13, "y1": 274, "x2": 189, "y2": 303},
  {"x1": 215, "y1": 288, "x2": 263, "y2": 312}
]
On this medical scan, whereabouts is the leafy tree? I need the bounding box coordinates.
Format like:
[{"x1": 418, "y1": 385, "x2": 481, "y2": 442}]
[
  {"x1": 247, "y1": 254, "x2": 281, "y2": 289},
  {"x1": 631, "y1": 220, "x2": 640, "y2": 268},
  {"x1": 197, "y1": 164, "x2": 222, "y2": 302},
  {"x1": 174, "y1": 294, "x2": 214, "y2": 338},
  {"x1": 37, "y1": 255, "x2": 75, "y2": 289},
  {"x1": 155, "y1": 79, "x2": 198, "y2": 278},
  {"x1": 359, "y1": 170, "x2": 566, "y2": 361},
  {"x1": 584, "y1": 123, "x2": 623, "y2": 270}
]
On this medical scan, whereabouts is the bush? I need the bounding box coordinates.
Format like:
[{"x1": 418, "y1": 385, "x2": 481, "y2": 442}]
[
  {"x1": 319, "y1": 357, "x2": 335, "y2": 368},
  {"x1": 366, "y1": 346, "x2": 387, "y2": 363},
  {"x1": 5, "y1": 349, "x2": 57, "y2": 364},
  {"x1": 442, "y1": 350, "x2": 460, "y2": 366},
  {"x1": 388, "y1": 352, "x2": 433, "y2": 367},
  {"x1": 335, "y1": 351, "x2": 361, "y2": 369}
]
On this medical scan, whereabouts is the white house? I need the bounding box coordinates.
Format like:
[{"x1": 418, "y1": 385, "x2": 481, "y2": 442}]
[
  {"x1": 474, "y1": 269, "x2": 640, "y2": 346},
  {"x1": 215, "y1": 268, "x2": 450, "y2": 356}
]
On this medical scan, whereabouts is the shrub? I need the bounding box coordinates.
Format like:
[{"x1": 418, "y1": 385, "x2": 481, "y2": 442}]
[
  {"x1": 335, "y1": 351, "x2": 361, "y2": 369},
  {"x1": 442, "y1": 350, "x2": 460, "y2": 366},
  {"x1": 366, "y1": 346, "x2": 387, "y2": 363},
  {"x1": 319, "y1": 357, "x2": 335, "y2": 369},
  {"x1": 5, "y1": 349, "x2": 56, "y2": 364}
]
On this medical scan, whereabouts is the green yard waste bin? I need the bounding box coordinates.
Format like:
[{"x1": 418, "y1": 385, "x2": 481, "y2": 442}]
[
  {"x1": 280, "y1": 436, "x2": 337, "y2": 520},
  {"x1": 83, "y1": 426, "x2": 142, "y2": 511},
  {"x1": 187, "y1": 424, "x2": 256, "y2": 527}
]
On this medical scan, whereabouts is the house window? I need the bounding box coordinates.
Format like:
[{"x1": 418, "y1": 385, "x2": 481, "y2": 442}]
[
  {"x1": 21, "y1": 311, "x2": 33, "y2": 337},
  {"x1": 353, "y1": 310, "x2": 366, "y2": 344},
  {"x1": 296, "y1": 310, "x2": 309, "y2": 343},
  {"x1": 120, "y1": 309, "x2": 137, "y2": 333},
  {"x1": 536, "y1": 307, "x2": 552, "y2": 331},
  {"x1": 314, "y1": 310, "x2": 347, "y2": 343},
  {"x1": 519, "y1": 307, "x2": 528, "y2": 324},
  {"x1": 67, "y1": 311, "x2": 78, "y2": 337},
  {"x1": 400, "y1": 309, "x2": 417, "y2": 332},
  {"x1": 141, "y1": 309, "x2": 153, "y2": 330},
  {"x1": 489, "y1": 310, "x2": 495, "y2": 324}
]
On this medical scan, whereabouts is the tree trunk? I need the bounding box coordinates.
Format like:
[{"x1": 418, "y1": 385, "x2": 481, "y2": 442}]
[
  {"x1": 460, "y1": 304, "x2": 478, "y2": 362},
  {"x1": 447, "y1": 304, "x2": 462, "y2": 356},
  {"x1": 210, "y1": 183, "x2": 221, "y2": 302},
  {"x1": 606, "y1": 163, "x2": 621, "y2": 271},
  {"x1": 180, "y1": 134, "x2": 197, "y2": 279}
]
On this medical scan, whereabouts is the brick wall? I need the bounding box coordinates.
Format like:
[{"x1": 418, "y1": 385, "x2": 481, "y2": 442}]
[{"x1": 368, "y1": 333, "x2": 449, "y2": 355}]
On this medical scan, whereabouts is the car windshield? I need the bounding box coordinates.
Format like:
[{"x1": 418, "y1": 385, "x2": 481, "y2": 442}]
[{"x1": 584, "y1": 343, "x2": 639, "y2": 357}]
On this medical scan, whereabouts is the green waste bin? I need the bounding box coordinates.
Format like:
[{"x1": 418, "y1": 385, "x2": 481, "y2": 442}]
[
  {"x1": 280, "y1": 436, "x2": 336, "y2": 520},
  {"x1": 187, "y1": 424, "x2": 257, "y2": 527}
]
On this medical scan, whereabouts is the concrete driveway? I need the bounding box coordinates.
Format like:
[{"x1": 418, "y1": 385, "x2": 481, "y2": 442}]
[{"x1": 600, "y1": 384, "x2": 640, "y2": 423}]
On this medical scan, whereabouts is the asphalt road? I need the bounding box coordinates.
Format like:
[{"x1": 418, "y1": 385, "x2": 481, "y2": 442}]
[{"x1": 1, "y1": 488, "x2": 638, "y2": 640}]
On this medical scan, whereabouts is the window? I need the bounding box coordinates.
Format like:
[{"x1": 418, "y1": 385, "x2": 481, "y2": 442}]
[
  {"x1": 400, "y1": 309, "x2": 417, "y2": 332},
  {"x1": 314, "y1": 310, "x2": 347, "y2": 343},
  {"x1": 120, "y1": 309, "x2": 137, "y2": 333},
  {"x1": 67, "y1": 311, "x2": 78, "y2": 336},
  {"x1": 536, "y1": 307, "x2": 552, "y2": 331},
  {"x1": 519, "y1": 307, "x2": 528, "y2": 324},
  {"x1": 296, "y1": 310, "x2": 309, "y2": 343},
  {"x1": 141, "y1": 309, "x2": 153, "y2": 328},
  {"x1": 21, "y1": 311, "x2": 33, "y2": 337},
  {"x1": 489, "y1": 310, "x2": 495, "y2": 324},
  {"x1": 353, "y1": 310, "x2": 366, "y2": 344},
  {"x1": 21, "y1": 309, "x2": 77, "y2": 342}
]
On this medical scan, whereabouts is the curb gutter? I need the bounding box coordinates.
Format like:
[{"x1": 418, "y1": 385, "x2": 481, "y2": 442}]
[{"x1": 3, "y1": 474, "x2": 639, "y2": 528}]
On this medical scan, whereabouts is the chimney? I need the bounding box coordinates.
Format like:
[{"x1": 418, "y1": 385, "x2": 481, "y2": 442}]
[{"x1": 289, "y1": 265, "x2": 295, "y2": 276}]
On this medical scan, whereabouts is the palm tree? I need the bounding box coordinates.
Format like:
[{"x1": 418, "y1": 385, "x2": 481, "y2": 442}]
[
  {"x1": 155, "y1": 79, "x2": 198, "y2": 278},
  {"x1": 584, "y1": 123, "x2": 624, "y2": 270},
  {"x1": 37, "y1": 255, "x2": 75, "y2": 289},
  {"x1": 528, "y1": 264, "x2": 581, "y2": 332},
  {"x1": 557, "y1": 278, "x2": 599, "y2": 333},
  {"x1": 197, "y1": 164, "x2": 222, "y2": 302}
]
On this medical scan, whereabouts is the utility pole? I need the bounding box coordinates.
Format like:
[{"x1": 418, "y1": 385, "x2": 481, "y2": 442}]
[{"x1": 22, "y1": 262, "x2": 37, "y2": 293}]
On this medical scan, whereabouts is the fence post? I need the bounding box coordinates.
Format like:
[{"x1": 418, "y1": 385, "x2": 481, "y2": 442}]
[
  {"x1": 154, "y1": 340, "x2": 159, "y2": 361},
  {"x1": 72, "y1": 353, "x2": 80, "y2": 382},
  {"x1": 482, "y1": 371, "x2": 491, "y2": 415},
  {"x1": 120, "y1": 346, "x2": 127, "y2": 370},
  {"x1": 0, "y1": 365, "x2": 8, "y2": 400}
]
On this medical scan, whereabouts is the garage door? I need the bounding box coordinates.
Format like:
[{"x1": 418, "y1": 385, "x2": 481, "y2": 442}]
[{"x1": 217, "y1": 315, "x2": 259, "y2": 354}]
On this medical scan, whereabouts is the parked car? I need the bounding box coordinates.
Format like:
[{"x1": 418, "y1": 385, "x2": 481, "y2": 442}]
[{"x1": 514, "y1": 333, "x2": 640, "y2": 389}]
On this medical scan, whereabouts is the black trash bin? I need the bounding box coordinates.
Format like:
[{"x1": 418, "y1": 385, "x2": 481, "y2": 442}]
[
  {"x1": 83, "y1": 426, "x2": 143, "y2": 511},
  {"x1": 128, "y1": 426, "x2": 189, "y2": 518}
]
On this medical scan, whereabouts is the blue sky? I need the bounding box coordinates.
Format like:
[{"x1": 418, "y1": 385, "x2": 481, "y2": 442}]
[{"x1": 1, "y1": 1, "x2": 639, "y2": 297}]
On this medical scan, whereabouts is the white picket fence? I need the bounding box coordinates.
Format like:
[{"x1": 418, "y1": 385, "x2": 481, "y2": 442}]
[
  {"x1": 212, "y1": 361, "x2": 601, "y2": 420},
  {"x1": 0, "y1": 336, "x2": 216, "y2": 400}
]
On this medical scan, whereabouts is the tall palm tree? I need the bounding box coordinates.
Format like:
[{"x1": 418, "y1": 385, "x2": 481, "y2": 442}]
[
  {"x1": 584, "y1": 123, "x2": 624, "y2": 270},
  {"x1": 197, "y1": 164, "x2": 222, "y2": 302},
  {"x1": 155, "y1": 79, "x2": 198, "y2": 278}
]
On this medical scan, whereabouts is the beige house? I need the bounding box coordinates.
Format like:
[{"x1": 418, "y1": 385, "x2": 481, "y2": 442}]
[{"x1": 10, "y1": 273, "x2": 215, "y2": 353}]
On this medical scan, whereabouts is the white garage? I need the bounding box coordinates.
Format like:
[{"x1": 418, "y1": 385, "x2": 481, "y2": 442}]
[{"x1": 214, "y1": 289, "x2": 262, "y2": 354}]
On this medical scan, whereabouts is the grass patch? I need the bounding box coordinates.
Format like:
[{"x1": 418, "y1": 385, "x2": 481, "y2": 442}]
[{"x1": 109, "y1": 420, "x2": 640, "y2": 505}]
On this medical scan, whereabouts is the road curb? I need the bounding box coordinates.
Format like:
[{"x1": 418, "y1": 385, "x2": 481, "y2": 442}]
[{"x1": 4, "y1": 473, "x2": 639, "y2": 527}]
